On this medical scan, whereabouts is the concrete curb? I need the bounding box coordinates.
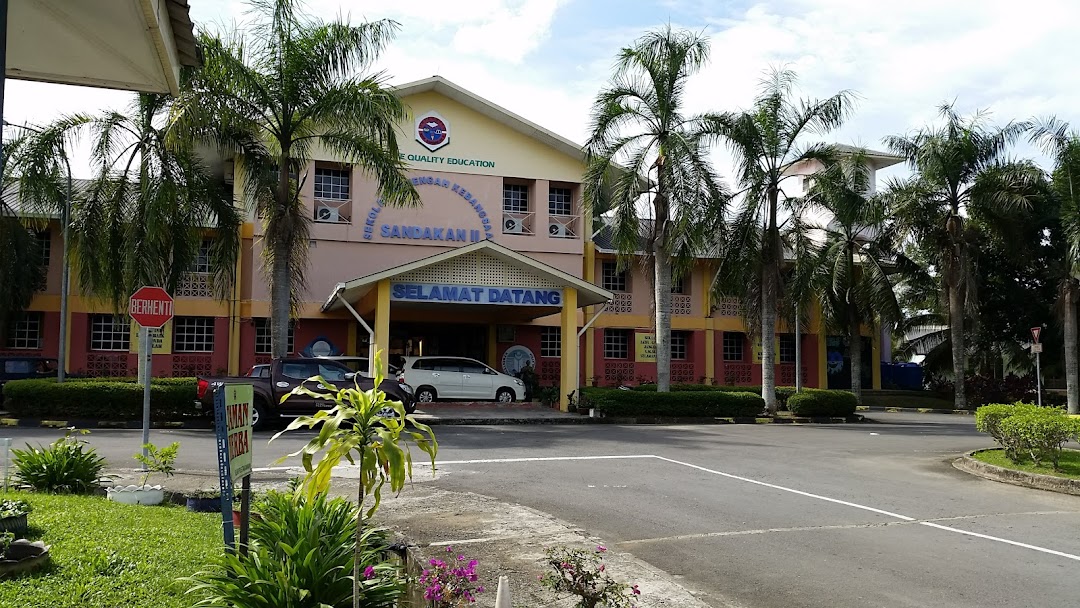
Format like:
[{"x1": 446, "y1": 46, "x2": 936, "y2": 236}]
[
  {"x1": 600, "y1": 414, "x2": 864, "y2": 425},
  {"x1": 856, "y1": 405, "x2": 972, "y2": 415},
  {"x1": 952, "y1": 449, "x2": 1080, "y2": 496},
  {"x1": 0, "y1": 417, "x2": 213, "y2": 429}
]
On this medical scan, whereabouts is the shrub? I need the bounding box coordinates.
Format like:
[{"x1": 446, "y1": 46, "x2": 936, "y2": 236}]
[
  {"x1": 629, "y1": 384, "x2": 799, "y2": 409},
  {"x1": 0, "y1": 499, "x2": 31, "y2": 518},
  {"x1": 975, "y1": 402, "x2": 1040, "y2": 457},
  {"x1": 997, "y1": 409, "x2": 1080, "y2": 470},
  {"x1": 582, "y1": 388, "x2": 763, "y2": 418},
  {"x1": 540, "y1": 545, "x2": 639, "y2": 608},
  {"x1": 188, "y1": 492, "x2": 405, "y2": 608},
  {"x1": 786, "y1": 390, "x2": 858, "y2": 417},
  {"x1": 2, "y1": 377, "x2": 203, "y2": 420},
  {"x1": 419, "y1": 546, "x2": 486, "y2": 606},
  {"x1": 12, "y1": 428, "x2": 107, "y2": 493}
]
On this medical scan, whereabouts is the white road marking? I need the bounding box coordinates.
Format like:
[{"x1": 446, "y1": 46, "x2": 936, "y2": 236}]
[
  {"x1": 918, "y1": 522, "x2": 1080, "y2": 562},
  {"x1": 432, "y1": 453, "x2": 1080, "y2": 562}
]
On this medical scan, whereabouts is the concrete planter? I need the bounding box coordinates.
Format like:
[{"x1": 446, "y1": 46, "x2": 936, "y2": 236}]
[
  {"x1": 0, "y1": 515, "x2": 27, "y2": 537},
  {"x1": 106, "y1": 485, "x2": 165, "y2": 505},
  {"x1": 954, "y1": 449, "x2": 1080, "y2": 496},
  {"x1": 0, "y1": 540, "x2": 50, "y2": 578}
]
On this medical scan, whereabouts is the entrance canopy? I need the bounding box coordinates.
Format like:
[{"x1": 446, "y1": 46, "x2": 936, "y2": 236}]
[
  {"x1": 8, "y1": 0, "x2": 200, "y2": 95},
  {"x1": 323, "y1": 240, "x2": 611, "y2": 321}
]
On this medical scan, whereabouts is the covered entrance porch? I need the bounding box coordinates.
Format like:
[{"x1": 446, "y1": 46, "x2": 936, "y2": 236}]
[{"x1": 322, "y1": 241, "x2": 612, "y2": 410}]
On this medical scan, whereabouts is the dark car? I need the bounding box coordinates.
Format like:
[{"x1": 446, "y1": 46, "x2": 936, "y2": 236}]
[
  {"x1": 196, "y1": 357, "x2": 415, "y2": 430},
  {"x1": 316, "y1": 356, "x2": 402, "y2": 377},
  {"x1": 0, "y1": 357, "x2": 58, "y2": 406}
]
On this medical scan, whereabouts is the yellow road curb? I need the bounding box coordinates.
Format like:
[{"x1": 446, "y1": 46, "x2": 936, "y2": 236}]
[{"x1": 40, "y1": 420, "x2": 69, "y2": 428}]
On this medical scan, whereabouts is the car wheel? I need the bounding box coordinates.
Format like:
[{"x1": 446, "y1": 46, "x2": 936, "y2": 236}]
[
  {"x1": 251, "y1": 398, "x2": 270, "y2": 431},
  {"x1": 496, "y1": 388, "x2": 514, "y2": 403},
  {"x1": 416, "y1": 387, "x2": 436, "y2": 403}
]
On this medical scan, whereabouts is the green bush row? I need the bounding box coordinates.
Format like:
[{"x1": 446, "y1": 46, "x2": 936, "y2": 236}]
[
  {"x1": 785, "y1": 390, "x2": 858, "y2": 417},
  {"x1": 581, "y1": 387, "x2": 764, "y2": 418},
  {"x1": 630, "y1": 384, "x2": 857, "y2": 412},
  {"x1": 2, "y1": 378, "x2": 204, "y2": 420},
  {"x1": 975, "y1": 402, "x2": 1080, "y2": 469}
]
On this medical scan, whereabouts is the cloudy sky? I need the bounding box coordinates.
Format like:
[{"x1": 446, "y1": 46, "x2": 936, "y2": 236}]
[{"x1": 6, "y1": 0, "x2": 1078, "y2": 180}]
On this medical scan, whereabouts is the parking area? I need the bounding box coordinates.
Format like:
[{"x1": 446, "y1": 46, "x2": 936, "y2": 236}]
[{"x1": 3, "y1": 413, "x2": 1078, "y2": 607}]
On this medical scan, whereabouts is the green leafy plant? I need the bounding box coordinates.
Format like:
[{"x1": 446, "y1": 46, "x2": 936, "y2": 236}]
[
  {"x1": 12, "y1": 427, "x2": 107, "y2": 494},
  {"x1": 0, "y1": 532, "x2": 13, "y2": 560},
  {"x1": 272, "y1": 350, "x2": 437, "y2": 608},
  {"x1": 538, "y1": 386, "x2": 561, "y2": 408},
  {"x1": 133, "y1": 442, "x2": 180, "y2": 487},
  {"x1": 0, "y1": 499, "x2": 31, "y2": 519},
  {"x1": 186, "y1": 491, "x2": 404, "y2": 608},
  {"x1": 998, "y1": 410, "x2": 1080, "y2": 470},
  {"x1": 785, "y1": 390, "x2": 859, "y2": 417},
  {"x1": 540, "y1": 545, "x2": 639, "y2": 608},
  {"x1": 975, "y1": 402, "x2": 1044, "y2": 461}
]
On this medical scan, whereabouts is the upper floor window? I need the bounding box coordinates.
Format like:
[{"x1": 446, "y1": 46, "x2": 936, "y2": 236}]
[
  {"x1": 6, "y1": 312, "x2": 42, "y2": 350},
  {"x1": 601, "y1": 261, "x2": 627, "y2": 292},
  {"x1": 190, "y1": 239, "x2": 212, "y2": 274},
  {"x1": 503, "y1": 184, "x2": 529, "y2": 213},
  {"x1": 36, "y1": 231, "x2": 50, "y2": 268},
  {"x1": 603, "y1": 329, "x2": 630, "y2": 359},
  {"x1": 90, "y1": 314, "x2": 130, "y2": 351},
  {"x1": 314, "y1": 166, "x2": 350, "y2": 200},
  {"x1": 549, "y1": 187, "x2": 572, "y2": 216},
  {"x1": 671, "y1": 275, "x2": 687, "y2": 294}
]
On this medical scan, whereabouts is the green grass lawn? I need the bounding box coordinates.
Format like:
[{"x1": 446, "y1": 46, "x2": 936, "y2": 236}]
[
  {"x1": 972, "y1": 448, "x2": 1080, "y2": 480},
  {"x1": 0, "y1": 492, "x2": 224, "y2": 608}
]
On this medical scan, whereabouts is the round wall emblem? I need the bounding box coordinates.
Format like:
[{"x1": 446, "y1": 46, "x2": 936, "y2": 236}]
[
  {"x1": 415, "y1": 111, "x2": 450, "y2": 152},
  {"x1": 501, "y1": 345, "x2": 536, "y2": 377}
]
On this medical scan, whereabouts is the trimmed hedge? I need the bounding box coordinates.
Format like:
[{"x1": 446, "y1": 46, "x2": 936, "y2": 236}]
[
  {"x1": 628, "y1": 383, "x2": 798, "y2": 407},
  {"x1": 581, "y1": 387, "x2": 764, "y2": 418},
  {"x1": 2, "y1": 377, "x2": 204, "y2": 420},
  {"x1": 976, "y1": 402, "x2": 1079, "y2": 468},
  {"x1": 785, "y1": 390, "x2": 858, "y2": 417}
]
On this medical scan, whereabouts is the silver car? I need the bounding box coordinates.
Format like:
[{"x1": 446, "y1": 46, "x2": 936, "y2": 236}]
[{"x1": 401, "y1": 356, "x2": 525, "y2": 403}]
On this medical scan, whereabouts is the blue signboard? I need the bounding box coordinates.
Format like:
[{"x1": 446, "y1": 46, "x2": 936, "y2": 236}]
[{"x1": 391, "y1": 283, "x2": 562, "y2": 306}]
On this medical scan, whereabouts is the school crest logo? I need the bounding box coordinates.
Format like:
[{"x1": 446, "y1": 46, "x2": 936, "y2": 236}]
[{"x1": 415, "y1": 111, "x2": 450, "y2": 152}]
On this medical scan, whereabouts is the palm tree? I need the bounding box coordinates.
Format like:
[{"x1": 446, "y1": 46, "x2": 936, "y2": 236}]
[
  {"x1": 0, "y1": 134, "x2": 45, "y2": 344},
  {"x1": 809, "y1": 151, "x2": 911, "y2": 403},
  {"x1": 583, "y1": 26, "x2": 728, "y2": 392},
  {"x1": 711, "y1": 69, "x2": 853, "y2": 413},
  {"x1": 1029, "y1": 117, "x2": 1080, "y2": 414},
  {"x1": 174, "y1": 0, "x2": 420, "y2": 359},
  {"x1": 68, "y1": 93, "x2": 241, "y2": 309},
  {"x1": 885, "y1": 105, "x2": 1043, "y2": 409}
]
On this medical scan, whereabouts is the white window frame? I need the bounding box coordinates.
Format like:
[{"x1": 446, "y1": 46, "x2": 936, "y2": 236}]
[
  {"x1": 722, "y1": 332, "x2": 744, "y2": 362},
  {"x1": 601, "y1": 261, "x2": 627, "y2": 292},
  {"x1": 779, "y1": 333, "x2": 797, "y2": 363},
  {"x1": 314, "y1": 166, "x2": 351, "y2": 200},
  {"x1": 254, "y1": 317, "x2": 295, "y2": 355},
  {"x1": 174, "y1": 317, "x2": 215, "y2": 353},
  {"x1": 603, "y1": 329, "x2": 629, "y2": 359},
  {"x1": 671, "y1": 331, "x2": 688, "y2": 360},
  {"x1": 503, "y1": 184, "x2": 529, "y2": 213},
  {"x1": 541, "y1": 327, "x2": 561, "y2": 358},
  {"x1": 90, "y1": 314, "x2": 131, "y2": 351},
  {"x1": 549, "y1": 187, "x2": 573, "y2": 216},
  {"x1": 6, "y1": 312, "x2": 42, "y2": 349}
]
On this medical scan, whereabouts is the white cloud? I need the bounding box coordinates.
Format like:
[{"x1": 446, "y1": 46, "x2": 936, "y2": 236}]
[{"x1": 450, "y1": 0, "x2": 568, "y2": 63}]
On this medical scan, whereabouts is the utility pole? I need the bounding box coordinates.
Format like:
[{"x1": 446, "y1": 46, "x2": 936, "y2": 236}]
[{"x1": 1031, "y1": 326, "x2": 1043, "y2": 406}]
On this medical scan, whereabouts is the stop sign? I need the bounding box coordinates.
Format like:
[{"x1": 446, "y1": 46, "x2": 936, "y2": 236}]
[{"x1": 129, "y1": 286, "x2": 174, "y2": 328}]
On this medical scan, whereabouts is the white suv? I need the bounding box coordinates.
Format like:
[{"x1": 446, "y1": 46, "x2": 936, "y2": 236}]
[{"x1": 401, "y1": 356, "x2": 525, "y2": 403}]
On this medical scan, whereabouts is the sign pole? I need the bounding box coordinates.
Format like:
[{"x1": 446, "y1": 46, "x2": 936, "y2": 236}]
[
  {"x1": 239, "y1": 473, "x2": 251, "y2": 556},
  {"x1": 1032, "y1": 326, "x2": 1043, "y2": 407},
  {"x1": 140, "y1": 325, "x2": 152, "y2": 460}
]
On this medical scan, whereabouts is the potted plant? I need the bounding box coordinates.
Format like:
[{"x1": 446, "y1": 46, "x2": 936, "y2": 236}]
[
  {"x1": 185, "y1": 489, "x2": 222, "y2": 513},
  {"x1": 106, "y1": 441, "x2": 180, "y2": 506},
  {"x1": 0, "y1": 532, "x2": 50, "y2": 579},
  {"x1": 0, "y1": 500, "x2": 31, "y2": 537}
]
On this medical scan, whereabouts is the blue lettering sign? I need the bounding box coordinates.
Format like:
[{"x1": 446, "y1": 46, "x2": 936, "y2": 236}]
[{"x1": 388, "y1": 283, "x2": 561, "y2": 306}]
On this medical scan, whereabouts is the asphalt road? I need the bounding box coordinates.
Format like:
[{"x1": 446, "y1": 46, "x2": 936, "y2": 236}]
[{"x1": 4, "y1": 414, "x2": 1078, "y2": 608}]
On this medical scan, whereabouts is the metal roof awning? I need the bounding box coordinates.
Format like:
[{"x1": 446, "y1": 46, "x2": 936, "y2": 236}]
[
  {"x1": 7, "y1": 0, "x2": 200, "y2": 96},
  {"x1": 323, "y1": 240, "x2": 613, "y2": 316}
]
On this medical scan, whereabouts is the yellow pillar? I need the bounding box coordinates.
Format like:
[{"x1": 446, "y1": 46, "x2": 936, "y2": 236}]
[
  {"x1": 559, "y1": 287, "x2": 578, "y2": 412},
  {"x1": 871, "y1": 327, "x2": 882, "y2": 390},
  {"x1": 705, "y1": 328, "x2": 715, "y2": 385},
  {"x1": 375, "y1": 279, "x2": 391, "y2": 377},
  {"x1": 487, "y1": 324, "x2": 497, "y2": 367}
]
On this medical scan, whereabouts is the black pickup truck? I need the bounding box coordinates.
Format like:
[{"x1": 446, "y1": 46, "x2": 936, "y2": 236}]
[{"x1": 196, "y1": 357, "x2": 415, "y2": 430}]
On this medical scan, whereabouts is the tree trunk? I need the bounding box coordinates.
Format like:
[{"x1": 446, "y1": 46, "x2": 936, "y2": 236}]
[
  {"x1": 761, "y1": 188, "x2": 780, "y2": 414},
  {"x1": 948, "y1": 284, "x2": 967, "y2": 410},
  {"x1": 654, "y1": 247, "x2": 672, "y2": 392},
  {"x1": 1065, "y1": 286, "x2": 1079, "y2": 414},
  {"x1": 271, "y1": 150, "x2": 292, "y2": 359},
  {"x1": 849, "y1": 299, "x2": 863, "y2": 405}
]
